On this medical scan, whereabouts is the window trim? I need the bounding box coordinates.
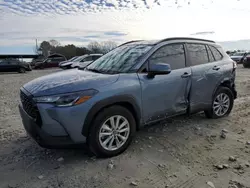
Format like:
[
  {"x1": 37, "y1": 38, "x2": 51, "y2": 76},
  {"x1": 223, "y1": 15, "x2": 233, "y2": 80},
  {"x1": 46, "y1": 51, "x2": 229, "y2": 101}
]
[
  {"x1": 208, "y1": 45, "x2": 223, "y2": 61},
  {"x1": 205, "y1": 45, "x2": 215, "y2": 62},
  {"x1": 186, "y1": 43, "x2": 209, "y2": 67},
  {"x1": 137, "y1": 42, "x2": 187, "y2": 73}
]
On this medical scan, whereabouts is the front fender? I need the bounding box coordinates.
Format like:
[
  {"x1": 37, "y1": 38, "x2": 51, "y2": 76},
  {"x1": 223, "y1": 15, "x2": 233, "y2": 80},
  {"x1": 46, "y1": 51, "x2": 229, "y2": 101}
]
[{"x1": 81, "y1": 94, "x2": 141, "y2": 137}]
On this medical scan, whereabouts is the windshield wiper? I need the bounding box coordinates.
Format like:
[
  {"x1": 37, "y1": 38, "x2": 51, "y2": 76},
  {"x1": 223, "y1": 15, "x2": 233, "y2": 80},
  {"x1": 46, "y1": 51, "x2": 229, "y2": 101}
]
[
  {"x1": 86, "y1": 68, "x2": 121, "y2": 74},
  {"x1": 86, "y1": 68, "x2": 103, "y2": 73}
]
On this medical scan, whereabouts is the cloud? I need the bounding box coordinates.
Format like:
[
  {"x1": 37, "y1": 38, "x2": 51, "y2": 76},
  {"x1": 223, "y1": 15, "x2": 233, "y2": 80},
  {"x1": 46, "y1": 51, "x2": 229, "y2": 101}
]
[
  {"x1": 1, "y1": 0, "x2": 250, "y2": 53},
  {"x1": 190, "y1": 31, "x2": 216, "y2": 36},
  {"x1": 0, "y1": 0, "x2": 162, "y2": 15},
  {"x1": 104, "y1": 31, "x2": 127, "y2": 36}
]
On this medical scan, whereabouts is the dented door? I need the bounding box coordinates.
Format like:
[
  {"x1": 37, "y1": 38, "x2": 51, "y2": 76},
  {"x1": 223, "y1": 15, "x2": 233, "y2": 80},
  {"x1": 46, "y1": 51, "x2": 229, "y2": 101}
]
[
  {"x1": 137, "y1": 43, "x2": 191, "y2": 124},
  {"x1": 138, "y1": 68, "x2": 191, "y2": 124}
]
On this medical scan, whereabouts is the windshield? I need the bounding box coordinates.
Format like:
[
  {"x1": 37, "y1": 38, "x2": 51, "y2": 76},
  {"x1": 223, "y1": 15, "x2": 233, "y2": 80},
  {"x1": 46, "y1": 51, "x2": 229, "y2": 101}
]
[
  {"x1": 72, "y1": 55, "x2": 86, "y2": 62},
  {"x1": 86, "y1": 44, "x2": 152, "y2": 73},
  {"x1": 68, "y1": 56, "x2": 78, "y2": 62}
]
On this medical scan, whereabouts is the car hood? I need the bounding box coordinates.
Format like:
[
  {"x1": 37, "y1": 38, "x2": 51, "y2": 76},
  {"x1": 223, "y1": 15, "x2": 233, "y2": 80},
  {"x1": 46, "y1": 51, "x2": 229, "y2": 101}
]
[
  {"x1": 61, "y1": 61, "x2": 74, "y2": 66},
  {"x1": 73, "y1": 60, "x2": 92, "y2": 66},
  {"x1": 59, "y1": 60, "x2": 68, "y2": 65},
  {"x1": 23, "y1": 69, "x2": 120, "y2": 97}
]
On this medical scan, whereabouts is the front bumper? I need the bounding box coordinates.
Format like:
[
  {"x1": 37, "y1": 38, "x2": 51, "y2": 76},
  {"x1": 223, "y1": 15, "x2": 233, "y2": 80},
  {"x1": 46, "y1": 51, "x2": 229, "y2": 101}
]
[{"x1": 19, "y1": 104, "x2": 75, "y2": 148}]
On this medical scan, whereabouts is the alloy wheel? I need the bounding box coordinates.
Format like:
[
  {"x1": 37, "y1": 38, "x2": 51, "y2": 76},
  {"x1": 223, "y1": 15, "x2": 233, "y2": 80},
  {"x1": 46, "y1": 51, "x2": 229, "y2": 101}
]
[
  {"x1": 99, "y1": 115, "x2": 130, "y2": 151},
  {"x1": 213, "y1": 93, "x2": 230, "y2": 116}
]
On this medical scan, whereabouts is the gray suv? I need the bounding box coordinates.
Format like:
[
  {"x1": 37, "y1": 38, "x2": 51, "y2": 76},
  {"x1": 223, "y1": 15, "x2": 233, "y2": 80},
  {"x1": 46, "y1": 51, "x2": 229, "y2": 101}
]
[{"x1": 19, "y1": 37, "x2": 237, "y2": 157}]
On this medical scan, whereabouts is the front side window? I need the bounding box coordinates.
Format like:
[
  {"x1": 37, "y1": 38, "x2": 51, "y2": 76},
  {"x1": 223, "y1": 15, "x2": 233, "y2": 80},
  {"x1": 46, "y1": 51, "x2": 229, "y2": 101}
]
[
  {"x1": 148, "y1": 43, "x2": 186, "y2": 70},
  {"x1": 0, "y1": 60, "x2": 8, "y2": 65},
  {"x1": 86, "y1": 43, "x2": 152, "y2": 73},
  {"x1": 209, "y1": 46, "x2": 223, "y2": 61},
  {"x1": 186, "y1": 43, "x2": 209, "y2": 66}
]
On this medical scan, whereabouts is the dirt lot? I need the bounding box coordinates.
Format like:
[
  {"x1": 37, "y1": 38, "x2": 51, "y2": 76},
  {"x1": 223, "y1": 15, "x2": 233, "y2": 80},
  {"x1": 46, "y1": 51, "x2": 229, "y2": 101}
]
[{"x1": 1, "y1": 67, "x2": 250, "y2": 188}]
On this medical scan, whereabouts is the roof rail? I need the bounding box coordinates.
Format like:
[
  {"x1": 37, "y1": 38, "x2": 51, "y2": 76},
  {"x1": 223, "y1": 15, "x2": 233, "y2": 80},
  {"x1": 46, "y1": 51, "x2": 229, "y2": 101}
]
[
  {"x1": 117, "y1": 40, "x2": 144, "y2": 47},
  {"x1": 157, "y1": 37, "x2": 215, "y2": 44}
]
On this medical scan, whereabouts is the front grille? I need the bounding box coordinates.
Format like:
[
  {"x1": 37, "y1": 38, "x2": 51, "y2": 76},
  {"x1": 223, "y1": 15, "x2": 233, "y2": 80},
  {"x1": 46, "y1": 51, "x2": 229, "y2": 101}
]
[{"x1": 20, "y1": 90, "x2": 38, "y2": 119}]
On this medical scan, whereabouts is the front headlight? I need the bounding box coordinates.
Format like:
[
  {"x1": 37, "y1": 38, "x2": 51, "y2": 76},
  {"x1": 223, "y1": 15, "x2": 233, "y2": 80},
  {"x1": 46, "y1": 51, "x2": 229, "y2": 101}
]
[{"x1": 34, "y1": 89, "x2": 98, "y2": 107}]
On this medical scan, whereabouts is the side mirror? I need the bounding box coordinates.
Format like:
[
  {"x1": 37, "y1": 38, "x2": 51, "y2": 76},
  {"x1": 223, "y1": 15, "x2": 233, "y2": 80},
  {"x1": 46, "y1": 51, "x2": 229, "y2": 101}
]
[{"x1": 147, "y1": 63, "x2": 171, "y2": 78}]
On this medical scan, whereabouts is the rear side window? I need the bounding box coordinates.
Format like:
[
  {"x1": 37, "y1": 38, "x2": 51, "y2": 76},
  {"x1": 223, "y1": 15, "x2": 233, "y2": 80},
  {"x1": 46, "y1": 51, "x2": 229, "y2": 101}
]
[
  {"x1": 149, "y1": 43, "x2": 186, "y2": 70},
  {"x1": 209, "y1": 46, "x2": 223, "y2": 61},
  {"x1": 186, "y1": 43, "x2": 209, "y2": 66}
]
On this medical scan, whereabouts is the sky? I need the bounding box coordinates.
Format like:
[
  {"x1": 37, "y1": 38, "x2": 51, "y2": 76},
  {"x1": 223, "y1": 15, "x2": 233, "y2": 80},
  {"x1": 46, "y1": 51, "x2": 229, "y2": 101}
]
[{"x1": 1, "y1": 0, "x2": 250, "y2": 54}]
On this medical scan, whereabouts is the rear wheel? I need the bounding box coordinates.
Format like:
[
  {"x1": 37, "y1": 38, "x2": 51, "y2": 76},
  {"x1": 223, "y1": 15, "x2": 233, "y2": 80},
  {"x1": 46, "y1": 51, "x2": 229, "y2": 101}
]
[
  {"x1": 88, "y1": 105, "x2": 136, "y2": 158},
  {"x1": 18, "y1": 68, "x2": 26, "y2": 73},
  {"x1": 205, "y1": 87, "x2": 234, "y2": 119}
]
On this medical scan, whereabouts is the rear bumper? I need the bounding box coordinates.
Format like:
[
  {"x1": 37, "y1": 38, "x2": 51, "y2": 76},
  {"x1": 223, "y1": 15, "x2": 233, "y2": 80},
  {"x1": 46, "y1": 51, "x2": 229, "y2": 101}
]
[{"x1": 19, "y1": 104, "x2": 76, "y2": 148}]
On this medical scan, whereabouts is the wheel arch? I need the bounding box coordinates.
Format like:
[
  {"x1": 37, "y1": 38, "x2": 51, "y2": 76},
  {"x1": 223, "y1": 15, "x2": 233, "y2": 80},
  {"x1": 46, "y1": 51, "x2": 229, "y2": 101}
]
[
  {"x1": 82, "y1": 95, "x2": 141, "y2": 138},
  {"x1": 213, "y1": 78, "x2": 236, "y2": 99}
]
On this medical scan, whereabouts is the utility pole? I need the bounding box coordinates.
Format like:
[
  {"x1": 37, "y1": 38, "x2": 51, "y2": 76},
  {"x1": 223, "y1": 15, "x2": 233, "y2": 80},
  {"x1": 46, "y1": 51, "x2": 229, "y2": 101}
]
[{"x1": 35, "y1": 39, "x2": 38, "y2": 53}]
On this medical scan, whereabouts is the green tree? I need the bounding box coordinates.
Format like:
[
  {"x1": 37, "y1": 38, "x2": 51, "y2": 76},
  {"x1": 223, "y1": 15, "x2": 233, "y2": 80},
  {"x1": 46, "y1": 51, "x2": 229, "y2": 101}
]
[{"x1": 39, "y1": 41, "x2": 52, "y2": 57}]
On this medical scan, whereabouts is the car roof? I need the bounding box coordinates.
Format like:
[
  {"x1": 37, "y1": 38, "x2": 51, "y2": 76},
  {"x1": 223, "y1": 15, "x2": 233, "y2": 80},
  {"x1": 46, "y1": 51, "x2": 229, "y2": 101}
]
[
  {"x1": 119, "y1": 37, "x2": 215, "y2": 47},
  {"x1": 88, "y1": 54, "x2": 103, "y2": 56},
  {"x1": 79, "y1": 54, "x2": 103, "y2": 58}
]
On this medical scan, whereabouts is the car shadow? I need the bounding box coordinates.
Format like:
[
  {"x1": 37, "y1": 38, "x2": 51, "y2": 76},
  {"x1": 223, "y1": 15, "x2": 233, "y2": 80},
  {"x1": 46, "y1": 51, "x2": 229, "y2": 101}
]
[
  {"x1": 0, "y1": 72, "x2": 25, "y2": 75},
  {"x1": 2, "y1": 112, "x2": 224, "y2": 171}
]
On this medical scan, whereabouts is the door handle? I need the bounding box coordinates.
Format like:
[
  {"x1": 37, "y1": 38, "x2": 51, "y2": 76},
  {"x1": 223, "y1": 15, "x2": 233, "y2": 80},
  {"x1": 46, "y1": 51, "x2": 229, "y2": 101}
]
[
  {"x1": 181, "y1": 72, "x2": 191, "y2": 78},
  {"x1": 212, "y1": 66, "x2": 220, "y2": 71}
]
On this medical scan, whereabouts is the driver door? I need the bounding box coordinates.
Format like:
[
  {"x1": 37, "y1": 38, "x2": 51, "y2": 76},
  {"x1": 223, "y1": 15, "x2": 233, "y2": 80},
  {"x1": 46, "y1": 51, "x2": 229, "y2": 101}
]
[{"x1": 137, "y1": 43, "x2": 192, "y2": 123}]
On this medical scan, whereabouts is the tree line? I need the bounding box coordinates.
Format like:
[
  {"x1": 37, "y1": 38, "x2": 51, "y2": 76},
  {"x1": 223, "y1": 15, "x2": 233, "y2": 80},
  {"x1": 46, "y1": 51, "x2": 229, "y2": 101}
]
[{"x1": 36, "y1": 39, "x2": 118, "y2": 59}]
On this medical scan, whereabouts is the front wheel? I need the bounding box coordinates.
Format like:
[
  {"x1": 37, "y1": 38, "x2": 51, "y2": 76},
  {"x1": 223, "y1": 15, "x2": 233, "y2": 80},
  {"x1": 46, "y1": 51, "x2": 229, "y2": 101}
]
[
  {"x1": 88, "y1": 105, "x2": 136, "y2": 158},
  {"x1": 205, "y1": 87, "x2": 234, "y2": 119}
]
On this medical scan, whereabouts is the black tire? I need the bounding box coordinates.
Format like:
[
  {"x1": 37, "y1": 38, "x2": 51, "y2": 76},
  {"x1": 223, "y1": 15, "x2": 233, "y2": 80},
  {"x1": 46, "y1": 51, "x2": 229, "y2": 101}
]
[
  {"x1": 18, "y1": 67, "x2": 26, "y2": 73},
  {"x1": 88, "y1": 105, "x2": 136, "y2": 158},
  {"x1": 204, "y1": 87, "x2": 234, "y2": 119},
  {"x1": 243, "y1": 63, "x2": 247, "y2": 68}
]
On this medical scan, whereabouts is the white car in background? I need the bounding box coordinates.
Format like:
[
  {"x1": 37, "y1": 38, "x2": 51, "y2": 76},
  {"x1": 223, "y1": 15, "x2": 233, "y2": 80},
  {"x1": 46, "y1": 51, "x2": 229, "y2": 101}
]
[
  {"x1": 58, "y1": 56, "x2": 79, "y2": 67},
  {"x1": 60, "y1": 54, "x2": 102, "y2": 69}
]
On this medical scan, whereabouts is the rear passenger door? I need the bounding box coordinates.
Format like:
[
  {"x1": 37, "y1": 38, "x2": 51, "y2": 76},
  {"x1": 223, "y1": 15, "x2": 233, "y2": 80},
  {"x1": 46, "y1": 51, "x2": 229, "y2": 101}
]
[{"x1": 187, "y1": 43, "x2": 223, "y2": 112}]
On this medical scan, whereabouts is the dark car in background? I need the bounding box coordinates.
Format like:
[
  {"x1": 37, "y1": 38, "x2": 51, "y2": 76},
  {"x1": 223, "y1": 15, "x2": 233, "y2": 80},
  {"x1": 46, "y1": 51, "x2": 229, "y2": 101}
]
[
  {"x1": 230, "y1": 52, "x2": 250, "y2": 64},
  {"x1": 0, "y1": 58, "x2": 32, "y2": 73},
  {"x1": 34, "y1": 55, "x2": 66, "y2": 69},
  {"x1": 243, "y1": 55, "x2": 250, "y2": 68}
]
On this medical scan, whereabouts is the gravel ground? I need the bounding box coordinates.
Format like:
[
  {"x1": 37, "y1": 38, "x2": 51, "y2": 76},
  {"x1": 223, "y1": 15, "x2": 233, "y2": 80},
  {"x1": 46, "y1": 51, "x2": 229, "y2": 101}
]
[{"x1": 1, "y1": 67, "x2": 250, "y2": 188}]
